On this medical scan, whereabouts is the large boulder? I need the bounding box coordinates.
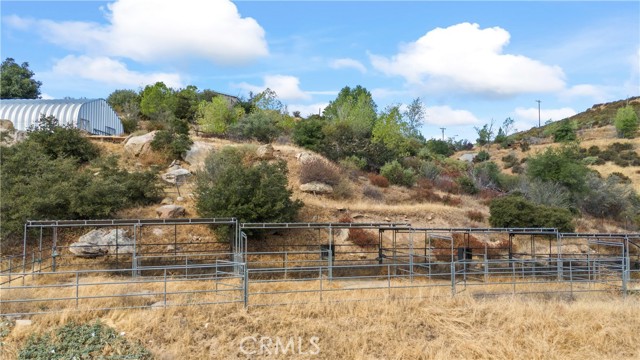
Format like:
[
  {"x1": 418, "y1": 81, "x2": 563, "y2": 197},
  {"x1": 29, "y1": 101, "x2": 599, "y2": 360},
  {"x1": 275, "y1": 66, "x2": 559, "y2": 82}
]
[
  {"x1": 184, "y1": 141, "x2": 215, "y2": 168},
  {"x1": 296, "y1": 152, "x2": 320, "y2": 164},
  {"x1": 300, "y1": 181, "x2": 333, "y2": 194},
  {"x1": 124, "y1": 131, "x2": 157, "y2": 156},
  {"x1": 256, "y1": 144, "x2": 276, "y2": 160},
  {"x1": 458, "y1": 153, "x2": 477, "y2": 163},
  {"x1": 156, "y1": 205, "x2": 186, "y2": 218},
  {"x1": 161, "y1": 167, "x2": 192, "y2": 185},
  {"x1": 69, "y1": 229, "x2": 134, "y2": 258}
]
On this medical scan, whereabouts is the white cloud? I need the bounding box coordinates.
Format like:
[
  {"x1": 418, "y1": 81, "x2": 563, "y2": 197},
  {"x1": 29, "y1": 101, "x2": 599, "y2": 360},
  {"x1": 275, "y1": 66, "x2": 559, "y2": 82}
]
[
  {"x1": 234, "y1": 75, "x2": 311, "y2": 101},
  {"x1": 288, "y1": 103, "x2": 328, "y2": 117},
  {"x1": 560, "y1": 84, "x2": 608, "y2": 102},
  {"x1": 424, "y1": 105, "x2": 481, "y2": 126},
  {"x1": 39, "y1": 93, "x2": 54, "y2": 100},
  {"x1": 371, "y1": 88, "x2": 409, "y2": 99},
  {"x1": 51, "y1": 55, "x2": 183, "y2": 88},
  {"x1": 370, "y1": 23, "x2": 566, "y2": 96},
  {"x1": 330, "y1": 58, "x2": 367, "y2": 73},
  {"x1": 8, "y1": 0, "x2": 267, "y2": 65},
  {"x1": 514, "y1": 107, "x2": 576, "y2": 122}
]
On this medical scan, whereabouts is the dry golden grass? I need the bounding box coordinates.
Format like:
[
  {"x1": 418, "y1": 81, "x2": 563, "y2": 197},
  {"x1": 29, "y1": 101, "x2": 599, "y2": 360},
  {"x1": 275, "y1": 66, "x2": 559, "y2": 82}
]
[{"x1": 2, "y1": 277, "x2": 639, "y2": 359}]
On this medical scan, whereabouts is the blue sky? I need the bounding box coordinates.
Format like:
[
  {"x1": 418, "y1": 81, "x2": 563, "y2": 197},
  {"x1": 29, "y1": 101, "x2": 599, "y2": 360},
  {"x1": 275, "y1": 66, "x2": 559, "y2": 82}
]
[{"x1": 2, "y1": 0, "x2": 638, "y2": 141}]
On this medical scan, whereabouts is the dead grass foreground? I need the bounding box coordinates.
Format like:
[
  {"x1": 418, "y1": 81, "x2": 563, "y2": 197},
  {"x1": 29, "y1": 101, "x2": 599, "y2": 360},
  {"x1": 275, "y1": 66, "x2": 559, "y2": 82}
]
[{"x1": 2, "y1": 288, "x2": 639, "y2": 359}]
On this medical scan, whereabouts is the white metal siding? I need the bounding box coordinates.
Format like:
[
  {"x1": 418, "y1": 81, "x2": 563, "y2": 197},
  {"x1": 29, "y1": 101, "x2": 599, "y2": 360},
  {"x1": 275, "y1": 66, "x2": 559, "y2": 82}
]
[{"x1": 0, "y1": 99, "x2": 123, "y2": 135}]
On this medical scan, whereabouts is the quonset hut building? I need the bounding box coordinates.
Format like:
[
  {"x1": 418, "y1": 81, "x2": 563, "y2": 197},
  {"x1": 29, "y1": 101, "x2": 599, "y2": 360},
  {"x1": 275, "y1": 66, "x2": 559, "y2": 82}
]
[{"x1": 0, "y1": 99, "x2": 124, "y2": 135}]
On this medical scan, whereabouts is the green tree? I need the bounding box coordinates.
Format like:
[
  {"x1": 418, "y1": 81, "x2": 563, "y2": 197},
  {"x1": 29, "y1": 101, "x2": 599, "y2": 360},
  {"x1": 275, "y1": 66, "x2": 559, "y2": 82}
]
[
  {"x1": 403, "y1": 97, "x2": 425, "y2": 138},
  {"x1": 251, "y1": 88, "x2": 284, "y2": 113},
  {"x1": 380, "y1": 160, "x2": 416, "y2": 187},
  {"x1": 1, "y1": 58, "x2": 42, "y2": 99},
  {"x1": 195, "y1": 146, "x2": 303, "y2": 224},
  {"x1": 323, "y1": 85, "x2": 377, "y2": 136},
  {"x1": 474, "y1": 120, "x2": 495, "y2": 146},
  {"x1": 196, "y1": 96, "x2": 243, "y2": 136},
  {"x1": 139, "y1": 82, "x2": 176, "y2": 121},
  {"x1": 526, "y1": 145, "x2": 589, "y2": 195},
  {"x1": 150, "y1": 117, "x2": 193, "y2": 159},
  {"x1": 614, "y1": 105, "x2": 639, "y2": 139},
  {"x1": 174, "y1": 85, "x2": 200, "y2": 123},
  {"x1": 107, "y1": 89, "x2": 140, "y2": 133},
  {"x1": 372, "y1": 105, "x2": 410, "y2": 156}
]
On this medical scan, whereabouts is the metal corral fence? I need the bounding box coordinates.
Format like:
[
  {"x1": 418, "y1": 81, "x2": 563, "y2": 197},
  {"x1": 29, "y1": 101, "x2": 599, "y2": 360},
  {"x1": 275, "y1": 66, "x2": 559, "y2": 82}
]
[{"x1": 2, "y1": 222, "x2": 640, "y2": 316}]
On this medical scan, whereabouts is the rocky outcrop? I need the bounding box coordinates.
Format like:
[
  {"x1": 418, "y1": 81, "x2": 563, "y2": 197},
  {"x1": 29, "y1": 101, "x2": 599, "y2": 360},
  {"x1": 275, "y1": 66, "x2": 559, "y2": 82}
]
[
  {"x1": 296, "y1": 152, "x2": 319, "y2": 164},
  {"x1": 184, "y1": 141, "x2": 215, "y2": 168},
  {"x1": 69, "y1": 229, "x2": 134, "y2": 258},
  {"x1": 161, "y1": 165, "x2": 192, "y2": 185},
  {"x1": 256, "y1": 144, "x2": 275, "y2": 160},
  {"x1": 124, "y1": 131, "x2": 156, "y2": 156},
  {"x1": 458, "y1": 153, "x2": 477, "y2": 162},
  {"x1": 300, "y1": 181, "x2": 333, "y2": 194},
  {"x1": 156, "y1": 205, "x2": 186, "y2": 218}
]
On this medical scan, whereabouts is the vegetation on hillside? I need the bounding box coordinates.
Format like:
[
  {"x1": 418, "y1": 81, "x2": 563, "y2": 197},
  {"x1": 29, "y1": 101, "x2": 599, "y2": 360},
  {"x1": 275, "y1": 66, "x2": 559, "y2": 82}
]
[{"x1": 0, "y1": 116, "x2": 162, "y2": 244}]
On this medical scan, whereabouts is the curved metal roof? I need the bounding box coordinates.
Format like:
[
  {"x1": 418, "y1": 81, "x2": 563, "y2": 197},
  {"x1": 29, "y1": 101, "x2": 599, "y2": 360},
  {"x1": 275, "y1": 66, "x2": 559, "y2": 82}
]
[{"x1": 0, "y1": 99, "x2": 123, "y2": 134}]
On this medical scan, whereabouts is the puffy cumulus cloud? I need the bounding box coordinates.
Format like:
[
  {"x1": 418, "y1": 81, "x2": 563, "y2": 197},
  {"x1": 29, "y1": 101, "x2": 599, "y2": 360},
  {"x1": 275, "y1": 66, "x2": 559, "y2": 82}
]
[
  {"x1": 424, "y1": 105, "x2": 481, "y2": 126},
  {"x1": 8, "y1": 0, "x2": 267, "y2": 65},
  {"x1": 235, "y1": 75, "x2": 311, "y2": 101},
  {"x1": 329, "y1": 58, "x2": 367, "y2": 73},
  {"x1": 370, "y1": 23, "x2": 566, "y2": 97},
  {"x1": 288, "y1": 103, "x2": 329, "y2": 117},
  {"x1": 51, "y1": 55, "x2": 183, "y2": 88},
  {"x1": 514, "y1": 107, "x2": 576, "y2": 122}
]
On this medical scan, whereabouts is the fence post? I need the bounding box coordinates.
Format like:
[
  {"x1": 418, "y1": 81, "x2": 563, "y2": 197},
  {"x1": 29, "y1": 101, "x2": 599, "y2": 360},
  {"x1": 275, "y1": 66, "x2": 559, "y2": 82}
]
[
  {"x1": 164, "y1": 269, "x2": 168, "y2": 308},
  {"x1": 387, "y1": 264, "x2": 391, "y2": 295},
  {"x1": 75, "y1": 272, "x2": 79, "y2": 309},
  {"x1": 243, "y1": 264, "x2": 249, "y2": 308},
  {"x1": 512, "y1": 260, "x2": 516, "y2": 295},
  {"x1": 451, "y1": 261, "x2": 456, "y2": 297},
  {"x1": 319, "y1": 267, "x2": 323, "y2": 302}
]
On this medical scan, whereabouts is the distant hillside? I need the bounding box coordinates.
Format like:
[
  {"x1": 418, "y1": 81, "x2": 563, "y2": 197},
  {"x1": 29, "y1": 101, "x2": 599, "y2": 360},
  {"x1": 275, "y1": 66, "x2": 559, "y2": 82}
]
[{"x1": 515, "y1": 96, "x2": 640, "y2": 140}]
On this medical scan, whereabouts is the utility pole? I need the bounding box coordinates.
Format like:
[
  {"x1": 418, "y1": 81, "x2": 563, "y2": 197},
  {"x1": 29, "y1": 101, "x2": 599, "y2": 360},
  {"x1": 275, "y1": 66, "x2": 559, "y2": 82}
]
[
  {"x1": 535, "y1": 100, "x2": 541, "y2": 127},
  {"x1": 440, "y1": 127, "x2": 446, "y2": 141}
]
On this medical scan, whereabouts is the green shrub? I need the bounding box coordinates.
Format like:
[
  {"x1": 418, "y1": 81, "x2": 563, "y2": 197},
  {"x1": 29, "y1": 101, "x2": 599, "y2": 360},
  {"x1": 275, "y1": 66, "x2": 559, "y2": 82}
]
[
  {"x1": 0, "y1": 142, "x2": 161, "y2": 242},
  {"x1": 339, "y1": 155, "x2": 367, "y2": 171},
  {"x1": 229, "y1": 110, "x2": 281, "y2": 143},
  {"x1": 18, "y1": 320, "x2": 151, "y2": 360},
  {"x1": 332, "y1": 178, "x2": 354, "y2": 200},
  {"x1": 380, "y1": 160, "x2": 416, "y2": 187},
  {"x1": 581, "y1": 174, "x2": 638, "y2": 219},
  {"x1": 489, "y1": 195, "x2": 574, "y2": 232},
  {"x1": 420, "y1": 161, "x2": 441, "y2": 181},
  {"x1": 457, "y1": 176, "x2": 479, "y2": 195},
  {"x1": 27, "y1": 115, "x2": 100, "y2": 164},
  {"x1": 552, "y1": 120, "x2": 577, "y2": 142},
  {"x1": 520, "y1": 141, "x2": 531, "y2": 152},
  {"x1": 501, "y1": 153, "x2": 518, "y2": 169},
  {"x1": 526, "y1": 145, "x2": 589, "y2": 195},
  {"x1": 195, "y1": 146, "x2": 302, "y2": 225},
  {"x1": 474, "y1": 150, "x2": 490, "y2": 163},
  {"x1": 614, "y1": 105, "x2": 639, "y2": 138},
  {"x1": 293, "y1": 117, "x2": 326, "y2": 152}
]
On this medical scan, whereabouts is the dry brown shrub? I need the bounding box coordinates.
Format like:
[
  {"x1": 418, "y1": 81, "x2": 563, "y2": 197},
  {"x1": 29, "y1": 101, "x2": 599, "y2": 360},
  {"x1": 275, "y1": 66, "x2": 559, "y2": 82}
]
[
  {"x1": 368, "y1": 173, "x2": 389, "y2": 188},
  {"x1": 338, "y1": 215, "x2": 377, "y2": 248},
  {"x1": 300, "y1": 158, "x2": 341, "y2": 186},
  {"x1": 466, "y1": 210, "x2": 485, "y2": 222}
]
